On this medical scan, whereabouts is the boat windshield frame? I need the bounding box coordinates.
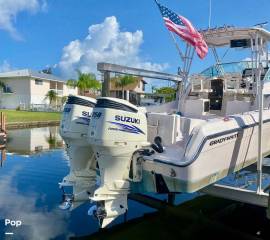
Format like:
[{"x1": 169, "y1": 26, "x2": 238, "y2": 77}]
[{"x1": 199, "y1": 60, "x2": 270, "y2": 81}]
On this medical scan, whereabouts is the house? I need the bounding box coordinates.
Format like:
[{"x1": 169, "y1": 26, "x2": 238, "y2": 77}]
[
  {"x1": 0, "y1": 69, "x2": 78, "y2": 109},
  {"x1": 109, "y1": 76, "x2": 147, "y2": 105}
]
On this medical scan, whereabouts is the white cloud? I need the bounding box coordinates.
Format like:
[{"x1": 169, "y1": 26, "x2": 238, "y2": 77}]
[
  {"x1": 0, "y1": 0, "x2": 46, "y2": 40},
  {"x1": 58, "y1": 16, "x2": 168, "y2": 78},
  {"x1": 0, "y1": 60, "x2": 12, "y2": 72}
]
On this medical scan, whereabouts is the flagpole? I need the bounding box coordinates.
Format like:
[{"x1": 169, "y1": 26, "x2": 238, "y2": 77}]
[
  {"x1": 154, "y1": 0, "x2": 208, "y2": 103},
  {"x1": 183, "y1": 43, "x2": 189, "y2": 73},
  {"x1": 187, "y1": 47, "x2": 195, "y2": 74},
  {"x1": 185, "y1": 43, "x2": 191, "y2": 73},
  {"x1": 169, "y1": 32, "x2": 185, "y2": 62}
]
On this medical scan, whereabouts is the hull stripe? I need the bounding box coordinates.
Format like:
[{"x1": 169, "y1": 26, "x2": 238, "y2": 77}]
[{"x1": 153, "y1": 117, "x2": 270, "y2": 167}]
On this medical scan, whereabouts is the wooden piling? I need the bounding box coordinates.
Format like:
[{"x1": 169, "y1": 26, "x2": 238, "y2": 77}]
[
  {"x1": 0, "y1": 112, "x2": 7, "y2": 146},
  {"x1": 0, "y1": 112, "x2": 6, "y2": 133},
  {"x1": 0, "y1": 148, "x2": 6, "y2": 167}
]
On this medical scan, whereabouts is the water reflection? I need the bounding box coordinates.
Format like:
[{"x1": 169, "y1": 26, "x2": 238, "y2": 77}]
[
  {"x1": 0, "y1": 167, "x2": 70, "y2": 239},
  {"x1": 0, "y1": 127, "x2": 70, "y2": 239},
  {"x1": 0, "y1": 126, "x2": 153, "y2": 239},
  {"x1": 2, "y1": 126, "x2": 269, "y2": 238},
  {"x1": 6, "y1": 126, "x2": 63, "y2": 155},
  {"x1": 219, "y1": 159, "x2": 270, "y2": 192}
]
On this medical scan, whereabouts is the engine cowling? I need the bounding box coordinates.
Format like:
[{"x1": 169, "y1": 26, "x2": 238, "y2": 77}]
[
  {"x1": 59, "y1": 95, "x2": 97, "y2": 210},
  {"x1": 60, "y1": 95, "x2": 96, "y2": 142},
  {"x1": 88, "y1": 97, "x2": 148, "y2": 227},
  {"x1": 60, "y1": 95, "x2": 96, "y2": 173}
]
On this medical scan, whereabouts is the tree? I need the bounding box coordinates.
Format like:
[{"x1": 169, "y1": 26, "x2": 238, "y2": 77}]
[
  {"x1": 67, "y1": 70, "x2": 101, "y2": 96},
  {"x1": 77, "y1": 70, "x2": 101, "y2": 95},
  {"x1": 114, "y1": 75, "x2": 137, "y2": 99},
  {"x1": 41, "y1": 67, "x2": 53, "y2": 74},
  {"x1": 155, "y1": 86, "x2": 177, "y2": 102},
  {"x1": 45, "y1": 90, "x2": 58, "y2": 106},
  {"x1": 60, "y1": 96, "x2": 68, "y2": 105},
  {"x1": 66, "y1": 79, "x2": 77, "y2": 88},
  {"x1": 0, "y1": 81, "x2": 5, "y2": 89},
  {"x1": 46, "y1": 132, "x2": 57, "y2": 148},
  {"x1": 0, "y1": 81, "x2": 7, "y2": 92},
  {"x1": 151, "y1": 85, "x2": 157, "y2": 93}
]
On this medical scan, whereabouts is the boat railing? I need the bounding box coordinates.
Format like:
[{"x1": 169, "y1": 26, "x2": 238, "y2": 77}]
[
  {"x1": 189, "y1": 74, "x2": 211, "y2": 93},
  {"x1": 190, "y1": 71, "x2": 256, "y2": 95}
]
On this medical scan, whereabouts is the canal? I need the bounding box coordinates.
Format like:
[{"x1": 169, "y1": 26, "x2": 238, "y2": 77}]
[
  {"x1": 0, "y1": 126, "x2": 158, "y2": 239},
  {"x1": 0, "y1": 126, "x2": 269, "y2": 239}
]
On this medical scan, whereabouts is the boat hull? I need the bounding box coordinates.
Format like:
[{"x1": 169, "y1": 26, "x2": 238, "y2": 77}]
[{"x1": 141, "y1": 111, "x2": 270, "y2": 193}]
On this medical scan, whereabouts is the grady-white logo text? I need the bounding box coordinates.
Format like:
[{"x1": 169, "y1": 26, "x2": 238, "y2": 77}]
[
  {"x1": 209, "y1": 133, "x2": 238, "y2": 146},
  {"x1": 115, "y1": 115, "x2": 140, "y2": 124}
]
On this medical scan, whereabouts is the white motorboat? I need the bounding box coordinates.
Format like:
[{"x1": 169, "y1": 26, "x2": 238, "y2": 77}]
[
  {"x1": 88, "y1": 26, "x2": 270, "y2": 227},
  {"x1": 59, "y1": 95, "x2": 97, "y2": 210}
]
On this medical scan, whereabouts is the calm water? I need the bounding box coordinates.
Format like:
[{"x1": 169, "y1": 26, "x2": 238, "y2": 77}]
[
  {"x1": 0, "y1": 126, "x2": 268, "y2": 239},
  {"x1": 0, "y1": 126, "x2": 157, "y2": 239}
]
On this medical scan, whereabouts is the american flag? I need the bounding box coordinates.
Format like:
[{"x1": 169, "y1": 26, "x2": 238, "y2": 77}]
[{"x1": 156, "y1": 1, "x2": 208, "y2": 59}]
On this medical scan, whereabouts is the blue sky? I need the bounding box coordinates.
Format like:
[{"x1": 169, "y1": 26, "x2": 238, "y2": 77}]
[{"x1": 1, "y1": 0, "x2": 270, "y2": 84}]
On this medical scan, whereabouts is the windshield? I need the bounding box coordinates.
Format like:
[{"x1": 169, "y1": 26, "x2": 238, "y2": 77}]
[{"x1": 201, "y1": 61, "x2": 270, "y2": 81}]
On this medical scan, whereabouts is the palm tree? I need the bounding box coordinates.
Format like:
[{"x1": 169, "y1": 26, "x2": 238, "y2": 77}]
[
  {"x1": 0, "y1": 81, "x2": 5, "y2": 89},
  {"x1": 67, "y1": 71, "x2": 101, "y2": 96},
  {"x1": 0, "y1": 81, "x2": 6, "y2": 92},
  {"x1": 66, "y1": 79, "x2": 77, "y2": 88},
  {"x1": 114, "y1": 75, "x2": 137, "y2": 99},
  {"x1": 60, "y1": 96, "x2": 68, "y2": 105},
  {"x1": 77, "y1": 70, "x2": 101, "y2": 95},
  {"x1": 46, "y1": 132, "x2": 57, "y2": 149},
  {"x1": 45, "y1": 90, "x2": 58, "y2": 106}
]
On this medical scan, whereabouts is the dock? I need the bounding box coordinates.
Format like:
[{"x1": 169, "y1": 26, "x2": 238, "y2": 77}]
[
  {"x1": 0, "y1": 112, "x2": 7, "y2": 167},
  {"x1": 6, "y1": 120, "x2": 60, "y2": 130}
]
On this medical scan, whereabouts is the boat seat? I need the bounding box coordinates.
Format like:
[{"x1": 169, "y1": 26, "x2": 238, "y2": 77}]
[{"x1": 144, "y1": 140, "x2": 186, "y2": 165}]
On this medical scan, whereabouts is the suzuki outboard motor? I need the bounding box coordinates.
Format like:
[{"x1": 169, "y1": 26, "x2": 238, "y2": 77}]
[
  {"x1": 59, "y1": 95, "x2": 97, "y2": 210},
  {"x1": 88, "y1": 97, "x2": 148, "y2": 227}
]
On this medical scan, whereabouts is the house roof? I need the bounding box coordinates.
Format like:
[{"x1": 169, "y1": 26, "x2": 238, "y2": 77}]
[{"x1": 0, "y1": 69, "x2": 65, "y2": 82}]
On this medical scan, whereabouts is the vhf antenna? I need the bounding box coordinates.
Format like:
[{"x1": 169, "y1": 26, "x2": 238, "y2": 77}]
[{"x1": 208, "y1": 0, "x2": 212, "y2": 29}]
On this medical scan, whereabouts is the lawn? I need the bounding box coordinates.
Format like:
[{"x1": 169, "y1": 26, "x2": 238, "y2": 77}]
[{"x1": 0, "y1": 109, "x2": 62, "y2": 123}]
